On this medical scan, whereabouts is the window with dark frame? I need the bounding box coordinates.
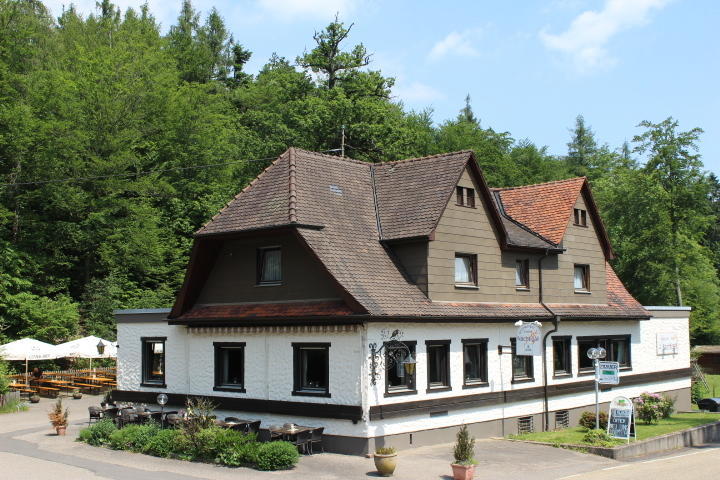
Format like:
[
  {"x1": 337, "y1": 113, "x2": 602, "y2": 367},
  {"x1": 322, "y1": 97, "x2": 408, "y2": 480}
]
[
  {"x1": 515, "y1": 259, "x2": 530, "y2": 289},
  {"x1": 257, "y1": 247, "x2": 282, "y2": 284},
  {"x1": 141, "y1": 337, "x2": 166, "y2": 386},
  {"x1": 574, "y1": 264, "x2": 590, "y2": 291},
  {"x1": 456, "y1": 186, "x2": 476, "y2": 208},
  {"x1": 386, "y1": 341, "x2": 417, "y2": 394},
  {"x1": 426, "y1": 340, "x2": 451, "y2": 391},
  {"x1": 292, "y1": 343, "x2": 330, "y2": 397},
  {"x1": 573, "y1": 208, "x2": 587, "y2": 227},
  {"x1": 462, "y1": 339, "x2": 488, "y2": 386},
  {"x1": 214, "y1": 342, "x2": 245, "y2": 391},
  {"x1": 510, "y1": 338, "x2": 534, "y2": 381},
  {"x1": 552, "y1": 336, "x2": 572, "y2": 376},
  {"x1": 455, "y1": 253, "x2": 477, "y2": 286},
  {"x1": 577, "y1": 336, "x2": 631, "y2": 372}
]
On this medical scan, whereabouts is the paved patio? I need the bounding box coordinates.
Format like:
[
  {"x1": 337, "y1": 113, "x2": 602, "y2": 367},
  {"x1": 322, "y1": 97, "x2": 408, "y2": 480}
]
[{"x1": 0, "y1": 394, "x2": 621, "y2": 479}]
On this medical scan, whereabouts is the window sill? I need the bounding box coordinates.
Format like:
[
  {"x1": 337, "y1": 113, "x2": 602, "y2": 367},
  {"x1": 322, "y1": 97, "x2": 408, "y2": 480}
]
[
  {"x1": 455, "y1": 284, "x2": 479, "y2": 290},
  {"x1": 384, "y1": 388, "x2": 417, "y2": 398},
  {"x1": 426, "y1": 385, "x2": 452, "y2": 394},
  {"x1": 574, "y1": 290, "x2": 592, "y2": 295},
  {"x1": 515, "y1": 287, "x2": 530, "y2": 292},
  {"x1": 255, "y1": 282, "x2": 282, "y2": 287},
  {"x1": 511, "y1": 377, "x2": 535, "y2": 384},
  {"x1": 140, "y1": 383, "x2": 166, "y2": 389},
  {"x1": 292, "y1": 390, "x2": 331, "y2": 398},
  {"x1": 462, "y1": 381, "x2": 489, "y2": 390},
  {"x1": 213, "y1": 386, "x2": 246, "y2": 393},
  {"x1": 553, "y1": 372, "x2": 573, "y2": 379}
]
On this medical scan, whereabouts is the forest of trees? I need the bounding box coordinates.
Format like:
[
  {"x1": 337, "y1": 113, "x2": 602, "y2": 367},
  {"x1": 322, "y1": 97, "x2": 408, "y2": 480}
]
[{"x1": 0, "y1": 0, "x2": 718, "y2": 346}]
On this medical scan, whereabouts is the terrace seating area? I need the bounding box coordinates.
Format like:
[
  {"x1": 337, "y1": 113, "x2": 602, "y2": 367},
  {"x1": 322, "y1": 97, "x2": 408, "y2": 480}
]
[
  {"x1": 92, "y1": 401, "x2": 325, "y2": 455},
  {"x1": 7, "y1": 368, "x2": 117, "y2": 398}
]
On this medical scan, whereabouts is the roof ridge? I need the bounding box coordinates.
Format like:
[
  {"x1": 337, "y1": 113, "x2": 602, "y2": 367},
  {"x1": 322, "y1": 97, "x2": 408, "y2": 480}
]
[
  {"x1": 196, "y1": 150, "x2": 289, "y2": 234},
  {"x1": 493, "y1": 176, "x2": 586, "y2": 191},
  {"x1": 292, "y1": 147, "x2": 369, "y2": 166},
  {"x1": 378, "y1": 150, "x2": 474, "y2": 166},
  {"x1": 288, "y1": 147, "x2": 298, "y2": 223}
]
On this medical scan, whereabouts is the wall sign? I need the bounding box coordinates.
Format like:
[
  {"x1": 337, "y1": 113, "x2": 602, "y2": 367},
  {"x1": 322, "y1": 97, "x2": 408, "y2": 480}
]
[
  {"x1": 656, "y1": 333, "x2": 678, "y2": 355},
  {"x1": 607, "y1": 396, "x2": 635, "y2": 442},
  {"x1": 516, "y1": 322, "x2": 542, "y2": 356},
  {"x1": 598, "y1": 361, "x2": 620, "y2": 385}
]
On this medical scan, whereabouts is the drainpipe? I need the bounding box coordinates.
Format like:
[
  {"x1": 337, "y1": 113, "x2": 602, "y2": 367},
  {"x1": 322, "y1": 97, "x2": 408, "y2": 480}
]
[{"x1": 539, "y1": 250, "x2": 560, "y2": 432}]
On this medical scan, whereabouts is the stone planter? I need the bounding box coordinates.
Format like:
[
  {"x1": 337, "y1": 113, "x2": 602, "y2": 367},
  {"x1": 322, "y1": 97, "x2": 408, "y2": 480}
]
[
  {"x1": 29, "y1": 395, "x2": 40, "y2": 404},
  {"x1": 373, "y1": 453, "x2": 397, "y2": 477},
  {"x1": 56, "y1": 426, "x2": 67, "y2": 436},
  {"x1": 451, "y1": 463, "x2": 475, "y2": 480},
  {"x1": 72, "y1": 392, "x2": 83, "y2": 399}
]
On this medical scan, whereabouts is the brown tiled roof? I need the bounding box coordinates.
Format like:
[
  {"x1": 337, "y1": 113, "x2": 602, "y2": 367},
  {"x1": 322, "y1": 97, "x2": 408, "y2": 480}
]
[
  {"x1": 494, "y1": 177, "x2": 586, "y2": 245},
  {"x1": 606, "y1": 263, "x2": 647, "y2": 314},
  {"x1": 176, "y1": 301, "x2": 354, "y2": 321}
]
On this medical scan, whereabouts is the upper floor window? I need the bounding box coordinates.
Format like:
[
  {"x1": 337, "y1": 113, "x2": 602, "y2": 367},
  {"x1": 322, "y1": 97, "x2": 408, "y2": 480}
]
[
  {"x1": 257, "y1": 246, "x2": 281, "y2": 284},
  {"x1": 456, "y1": 186, "x2": 476, "y2": 208},
  {"x1": 573, "y1": 208, "x2": 587, "y2": 227},
  {"x1": 574, "y1": 264, "x2": 590, "y2": 291},
  {"x1": 214, "y1": 342, "x2": 245, "y2": 392},
  {"x1": 577, "y1": 335, "x2": 631, "y2": 372},
  {"x1": 141, "y1": 337, "x2": 166, "y2": 387},
  {"x1": 462, "y1": 339, "x2": 488, "y2": 387},
  {"x1": 455, "y1": 253, "x2": 477, "y2": 286},
  {"x1": 292, "y1": 343, "x2": 330, "y2": 397},
  {"x1": 426, "y1": 340, "x2": 451, "y2": 391},
  {"x1": 515, "y1": 259, "x2": 530, "y2": 289}
]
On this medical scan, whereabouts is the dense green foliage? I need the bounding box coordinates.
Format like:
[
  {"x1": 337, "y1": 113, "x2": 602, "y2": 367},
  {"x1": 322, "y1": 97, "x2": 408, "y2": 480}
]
[
  {"x1": 0, "y1": 0, "x2": 718, "y2": 344},
  {"x1": 579, "y1": 410, "x2": 608, "y2": 430},
  {"x1": 0, "y1": 358, "x2": 10, "y2": 394},
  {"x1": 452, "y1": 424, "x2": 476, "y2": 465},
  {"x1": 78, "y1": 420, "x2": 297, "y2": 470}
]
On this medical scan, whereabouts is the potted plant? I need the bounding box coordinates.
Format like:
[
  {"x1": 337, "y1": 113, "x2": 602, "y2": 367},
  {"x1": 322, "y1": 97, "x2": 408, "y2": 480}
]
[
  {"x1": 373, "y1": 446, "x2": 397, "y2": 477},
  {"x1": 29, "y1": 394, "x2": 40, "y2": 403},
  {"x1": 72, "y1": 389, "x2": 83, "y2": 400},
  {"x1": 451, "y1": 425, "x2": 477, "y2": 480},
  {"x1": 48, "y1": 398, "x2": 69, "y2": 435}
]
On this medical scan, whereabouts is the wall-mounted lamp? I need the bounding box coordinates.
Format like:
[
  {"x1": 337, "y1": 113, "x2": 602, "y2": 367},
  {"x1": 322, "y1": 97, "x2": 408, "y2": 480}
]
[{"x1": 368, "y1": 329, "x2": 416, "y2": 386}]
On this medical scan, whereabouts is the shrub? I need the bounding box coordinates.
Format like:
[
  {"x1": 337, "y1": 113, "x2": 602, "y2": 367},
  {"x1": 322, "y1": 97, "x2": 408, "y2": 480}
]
[
  {"x1": 452, "y1": 424, "x2": 476, "y2": 465},
  {"x1": 0, "y1": 358, "x2": 10, "y2": 395},
  {"x1": 255, "y1": 441, "x2": 300, "y2": 471},
  {"x1": 583, "y1": 429, "x2": 615, "y2": 447},
  {"x1": 659, "y1": 394, "x2": 675, "y2": 418},
  {"x1": 579, "y1": 411, "x2": 608, "y2": 430},
  {"x1": 142, "y1": 429, "x2": 184, "y2": 458},
  {"x1": 634, "y1": 392, "x2": 665, "y2": 424},
  {"x1": 181, "y1": 397, "x2": 217, "y2": 455},
  {"x1": 109, "y1": 422, "x2": 161, "y2": 451},
  {"x1": 77, "y1": 419, "x2": 117, "y2": 446},
  {"x1": 218, "y1": 441, "x2": 262, "y2": 467}
]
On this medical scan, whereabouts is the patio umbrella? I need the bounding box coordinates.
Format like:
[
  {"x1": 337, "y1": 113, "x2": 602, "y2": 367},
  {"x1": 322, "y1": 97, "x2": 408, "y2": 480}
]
[
  {"x1": 55, "y1": 335, "x2": 117, "y2": 371},
  {"x1": 0, "y1": 338, "x2": 59, "y2": 385}
]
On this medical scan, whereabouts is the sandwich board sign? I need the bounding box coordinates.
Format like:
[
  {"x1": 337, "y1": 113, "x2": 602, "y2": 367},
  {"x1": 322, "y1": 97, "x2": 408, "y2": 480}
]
[
  {"x1": 607, "y1": 396, "x2": 636, "y2": 442},
  {"x1": 516, "y1": 322, "x2": 542, "y2": 356},
  {"x1": 598, "y1": 361, "x2": 620, "y2": 385}
]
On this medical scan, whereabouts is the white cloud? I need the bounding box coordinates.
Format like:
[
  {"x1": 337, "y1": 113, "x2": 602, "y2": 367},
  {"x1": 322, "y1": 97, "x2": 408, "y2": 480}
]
[
  {"x1": 393, "y1": 81, "x2": 445, "y2": 104},
  {"x1": 256, "y1": 0, "x2": 359, "y2": 20},
  {"x1": 428, "y1": 30, "x2": 481, "y2": 61},
  {"x1": 540, "y1": 0, "x2": 671, "y2": 72}
]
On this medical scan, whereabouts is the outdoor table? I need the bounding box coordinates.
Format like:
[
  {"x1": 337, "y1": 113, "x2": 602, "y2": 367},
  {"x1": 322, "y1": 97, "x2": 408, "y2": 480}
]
[
  {"x1": 216, "y1": 419, "x2": 254, "y2": 429},
  {"x1": 268, "y1": 425, "x2": 314, "y2": 440}
]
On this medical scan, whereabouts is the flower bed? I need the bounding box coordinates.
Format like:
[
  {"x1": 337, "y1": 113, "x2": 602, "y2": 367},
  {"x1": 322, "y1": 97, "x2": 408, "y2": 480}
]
[{"x1": 77, "y1": 419, "x2": 299, "y2": 471}]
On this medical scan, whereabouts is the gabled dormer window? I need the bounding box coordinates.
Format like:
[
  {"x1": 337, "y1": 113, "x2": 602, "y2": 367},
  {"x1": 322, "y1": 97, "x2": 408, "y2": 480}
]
[
  {"x1": 257, "y1": 246, "x2": 281, "y2": 285},
  {"x1": 456, "y1": 186, "x2": 475, "y2": 208},
  {"x1": 573, "y1": 208, "x2": 587, "y2": 227}
]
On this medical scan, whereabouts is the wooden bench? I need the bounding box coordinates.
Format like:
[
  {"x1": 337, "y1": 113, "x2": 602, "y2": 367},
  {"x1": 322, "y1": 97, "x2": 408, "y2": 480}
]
[
  {"x1": 73, "y1": 383, "x2": 103, "y2": 393},
  {"x1": 35, "y1": 386, "x2": 60, "y2": 397}
]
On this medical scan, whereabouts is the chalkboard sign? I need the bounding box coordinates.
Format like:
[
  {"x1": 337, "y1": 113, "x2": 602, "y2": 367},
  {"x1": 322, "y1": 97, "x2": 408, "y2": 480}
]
[{"x1": 607, "y1": 396, "x2": 635, "y2": 442}]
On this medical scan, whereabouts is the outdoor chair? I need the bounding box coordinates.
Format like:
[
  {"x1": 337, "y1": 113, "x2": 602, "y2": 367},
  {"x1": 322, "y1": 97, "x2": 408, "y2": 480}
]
[
  {"x1": 292, "y1": 430, "x2": 312, "y2": 455},
  {"x1": 257, "y1": 430, "x2": 273, "y2": 442},
  {"x1": 224, "y1": 416, "x2": 241, "y2": 423},
  {"x1": 308, "y1": 427, "x2": 324, "y2": 454},
  {"x1": 88, "y1": 406, "x2": 103, "y2": 424},
  {"x1": 165, "y1": 413, "x2": 180, "y2": 427},
  {"x1": 244, "y1": 420, "x2": 261, "y2": 435},
  {"x1": 119, "y1": 408, "x2": 139, "y2": 428}
]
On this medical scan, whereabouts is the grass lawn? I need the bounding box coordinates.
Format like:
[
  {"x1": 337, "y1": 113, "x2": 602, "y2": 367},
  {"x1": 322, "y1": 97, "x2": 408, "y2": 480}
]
[
  {"x1": 0, "y1": 398, "x2": 29, "y2": 414},
  {"x1": 509, "y1": 412, "x2": 720, "y2": 446},
  {"x1": 697, "y1": 374, "x2": 720, "y2": 398}
]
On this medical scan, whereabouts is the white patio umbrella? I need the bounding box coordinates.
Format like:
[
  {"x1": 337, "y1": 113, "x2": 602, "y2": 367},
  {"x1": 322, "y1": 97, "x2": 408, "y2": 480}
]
[
  {"x1": 55, "y1": 335, "x2": 117, "y2": 372},
  {"x1": 0, "y1": 338, "x2": 59, "y2": 385}
]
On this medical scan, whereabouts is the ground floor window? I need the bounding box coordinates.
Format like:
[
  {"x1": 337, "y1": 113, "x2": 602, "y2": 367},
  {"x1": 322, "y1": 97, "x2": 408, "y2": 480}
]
[
  {"x1": 386, "y1": 341, "x2": 417, "y2": 394},
  {"x1": 511, "y1": 338, "x2": 534, "y2": 381},
  {"x1": 292, "y1": 343, "x2": 330, "y2": 397},
  {"x1": 141, "y1": 337, "x2": 166, "y2": 387},
  {"x1": 214, "y1": 342, "x2": 245, "y2": 391},
  {"x1": 553, "y1": 336, "x2": 572, "y2": 376},
  {"x1": 426, "y1": 340, "x2": 451, "y2": 391},
  {"x1": 462, "y1": 339, "x2": 488, "y2": 386},
  {"x1": 577, "y1": 335, "x2": 631, "y2": 372}
]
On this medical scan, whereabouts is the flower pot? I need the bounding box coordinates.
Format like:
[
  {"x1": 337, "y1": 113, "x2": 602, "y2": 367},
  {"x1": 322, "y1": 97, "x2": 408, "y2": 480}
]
[
  {"x1": 451, "y1": 463, "x2": 475, "y2": 480},
  {"x1": 56, "y1": 426, "x2": 67, "y2": 436},
  {"x1": 373, "y1": 453, "x2": 397, "y2": 477},
  {"x1": 29, "y1": 395, "x2": 40, "y2": 404}
]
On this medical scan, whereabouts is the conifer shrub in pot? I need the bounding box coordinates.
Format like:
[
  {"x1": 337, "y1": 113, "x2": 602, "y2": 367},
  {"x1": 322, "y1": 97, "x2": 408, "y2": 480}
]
[
  {"x1": 373, "y1": 446, "x2": 397, "y2": 477},
  {"x1": 451, "y1": 425, "x2": 476, "y2": 480},
  {"x1": 48, "y1": 398, "x2": 69, "y2": 435}
]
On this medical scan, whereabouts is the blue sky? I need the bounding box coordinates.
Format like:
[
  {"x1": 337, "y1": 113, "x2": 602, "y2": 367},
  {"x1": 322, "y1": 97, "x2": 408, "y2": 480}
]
[{"x1": 44, "y1": 0, "x2": 720, "y2": 174}]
